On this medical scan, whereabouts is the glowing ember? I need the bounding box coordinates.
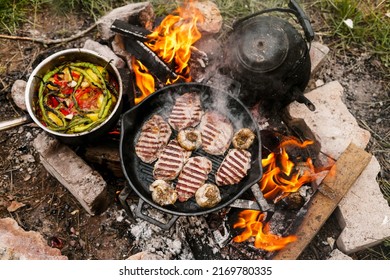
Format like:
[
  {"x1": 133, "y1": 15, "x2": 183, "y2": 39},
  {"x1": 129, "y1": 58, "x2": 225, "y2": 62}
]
[
  {"x1": 133, "y1": 0, "x2": 204, "y2": 104},
  {"x1": 233, "y1": 210, "x2": 297, "y2": 251},
  {"x1": 233, "y1": 137, "x2": 328, "y2": 251}
]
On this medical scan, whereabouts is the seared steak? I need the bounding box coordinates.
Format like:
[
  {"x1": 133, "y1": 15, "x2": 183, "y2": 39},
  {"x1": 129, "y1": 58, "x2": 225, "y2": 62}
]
[
  {"x1": 168, "y1": 92, "x2": 203, "y2": 131},
  {"x1": 176, "y1": 156, "x2": 212, "y2": 202},
  {"x1": 199, "y1": 111, "x2": 234, "y2": 155},
  {"x1": 135, "y1": 114, "x2": 172, "y2": 163},
  {"x1": 153, "y1": 139, "x2": 191, "y2": 181},
  {"x1": 215, "y1": 149, "x2": 251, "y2": 186}
]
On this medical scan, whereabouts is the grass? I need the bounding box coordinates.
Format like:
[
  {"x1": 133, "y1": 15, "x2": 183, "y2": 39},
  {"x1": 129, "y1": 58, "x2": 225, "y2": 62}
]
[
  {"x1": 309, "y1": 0, "x2": 390, "y2": 73},
  {"x1": 2, "y1": 0, "x2": 387, "y2": 68}
]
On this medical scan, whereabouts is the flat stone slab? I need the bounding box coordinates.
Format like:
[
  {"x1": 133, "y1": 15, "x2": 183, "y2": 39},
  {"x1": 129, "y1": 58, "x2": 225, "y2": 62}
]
[
  {"x1": 336, "y1": 156, "x2": 390, "y2": 254},
  {"x1": 287, "y1": 81, "x2": 371, "y2": 159},
  {"x1": 33, "y1": 132, "x2": 109, "y2": 216},
  {"x1": 0, "y1": 218, "x2": 67, "y2": 260}
]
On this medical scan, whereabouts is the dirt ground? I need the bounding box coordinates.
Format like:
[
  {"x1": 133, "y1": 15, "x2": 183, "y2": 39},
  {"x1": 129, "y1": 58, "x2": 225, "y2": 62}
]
[{"x1": 0, "y1": 5, "x2": 388, "y2": 260}]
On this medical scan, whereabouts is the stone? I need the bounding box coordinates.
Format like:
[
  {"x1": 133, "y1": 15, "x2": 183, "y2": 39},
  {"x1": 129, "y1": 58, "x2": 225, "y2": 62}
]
[
  {"x1": 11, "y1": 79, "x2": 27, "y2": 111},
  {"x1": 194, "y1": 0, "x2": 223, "y2": 34},
  {"x1": 327, "y1": 249, "x2": 353, "y2": 260},
  {"x1": 126, "y1": 251, "x2": 164, "y2": 260},
  {"x1": 97, "y1": 2, "x2": 153, "y2": 40},
  {"x1": 286, "y1": 81, "x2": 371, "y2": 159},
  {"x1": 0, "y1": 218, "x2": 67, "y2": 260},
  {"x1": 33, "y1": 132, "x2": 109, "y2": 216},
  {"x1": 83, "y1": 39, "x2": 126, "y2": 69},
  {"x1": 310, "y1": 41, "x2": 330, "y2": 75},
  {"x1": 336, "y1": 156, "x2": 390, "y2": 254}
]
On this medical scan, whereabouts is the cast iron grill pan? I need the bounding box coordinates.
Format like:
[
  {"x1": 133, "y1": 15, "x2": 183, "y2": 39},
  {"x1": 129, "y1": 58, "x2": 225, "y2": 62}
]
[{"x1": 120, "y1": 82, "x2": 262, "y2": 216}]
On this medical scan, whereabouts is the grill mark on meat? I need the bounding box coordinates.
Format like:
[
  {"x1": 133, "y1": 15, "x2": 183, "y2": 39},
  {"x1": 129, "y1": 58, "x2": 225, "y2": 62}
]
[
  {"x1": 168, "y1": 92, "x2": 203, "y2": 131},
  {"x1": 199, "y1": 111, "x2": 234, "y2": 156},
  {"x1": 135, "y1": 115, "x2": 172, "y2": 163},
  {"x1": 215, "y1": 149, "x2": 251, "y2": 186},
  {"x1": 153, "y1": 139, "x2": 191, "y2": 181},
  {"x1": 176, "y1": 156, "x2": 212, "y2": 202}
]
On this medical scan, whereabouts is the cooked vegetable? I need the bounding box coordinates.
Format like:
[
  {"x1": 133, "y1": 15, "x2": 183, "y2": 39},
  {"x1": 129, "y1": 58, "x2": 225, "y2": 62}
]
[{"x1": 35, "y1": 61, "x2": 119, "y2": 134}]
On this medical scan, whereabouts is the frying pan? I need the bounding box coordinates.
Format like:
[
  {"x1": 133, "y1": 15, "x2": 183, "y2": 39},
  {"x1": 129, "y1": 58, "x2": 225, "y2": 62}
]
[{"x1": 119, "y1": 82, "x2": 263, "y2": 229}]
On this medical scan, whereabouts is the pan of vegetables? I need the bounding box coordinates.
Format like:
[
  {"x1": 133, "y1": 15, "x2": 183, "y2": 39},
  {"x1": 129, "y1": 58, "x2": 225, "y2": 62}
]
[{"x1": 23, "y1": 48, "x2": 123, "y2": 145}]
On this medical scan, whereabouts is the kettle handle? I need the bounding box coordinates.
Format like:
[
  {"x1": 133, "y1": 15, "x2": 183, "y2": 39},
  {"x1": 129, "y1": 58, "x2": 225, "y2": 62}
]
[{"x1": 233, "y1": 0, "x2": 314, "y2": 43}]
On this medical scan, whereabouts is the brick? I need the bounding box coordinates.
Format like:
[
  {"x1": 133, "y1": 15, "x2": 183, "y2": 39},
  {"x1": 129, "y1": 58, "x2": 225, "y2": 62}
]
[
  {"x1": 33, "y1": 132, "x2": 109, "y2": 216},
  {"x1": 0, "y1": 218, "x2": 67, "y2": 260}
]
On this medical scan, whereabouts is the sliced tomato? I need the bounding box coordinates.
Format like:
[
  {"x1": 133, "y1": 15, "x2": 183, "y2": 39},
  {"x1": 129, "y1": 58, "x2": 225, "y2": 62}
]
[
  {"x1": 75, "y1": 87, "x2": 103, "y2": 110},
  {"x1": 47, "y1": 96, "x2": 59, "y2": 108},
  {"x1": 71, "y1": 71, "x2": 80, "y2": 80}
]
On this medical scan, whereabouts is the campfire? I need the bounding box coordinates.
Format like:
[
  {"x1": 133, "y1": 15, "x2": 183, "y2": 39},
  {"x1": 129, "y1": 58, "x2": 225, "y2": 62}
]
[
  {"x1": 108, "y1": 0, "x2": 334, "y2": 258},
  {"x1": 122, "y1": 1, "x2": 205, "y2": 104}
]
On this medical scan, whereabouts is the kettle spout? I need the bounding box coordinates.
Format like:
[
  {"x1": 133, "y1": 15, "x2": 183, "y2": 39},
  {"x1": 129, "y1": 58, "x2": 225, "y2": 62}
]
[{"x1": 291, "y1": 86, "x2": 316, "y2": 111}]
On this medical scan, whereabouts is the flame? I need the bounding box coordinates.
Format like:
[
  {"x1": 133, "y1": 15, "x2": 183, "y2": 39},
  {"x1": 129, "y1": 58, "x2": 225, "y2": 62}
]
[
  {"x1": 131, "y1": 58, "x2": 155, "y2": 105},
  {"x1": 133, "y1": 0, "x2": 204, "y2": 103},
  {"x1": 233, "y1": 137, "x2": 333, "y2": 251},
  {"x1": 260, "y1": 138, "x2": 317, "y2": 203},
  {"x1": 233, "y1": 210, "x2": 297, "y2": 251}
]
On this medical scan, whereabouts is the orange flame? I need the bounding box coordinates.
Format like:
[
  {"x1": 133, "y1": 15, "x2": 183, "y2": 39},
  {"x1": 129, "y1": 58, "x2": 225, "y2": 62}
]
[
  {"x1": 260, "y1": 138, "x2": 317, "y2": 203},
  {"x1": 233, "y1": 210, "x2": 297, "y2": 251},
  {"x1": 133, "y1": 0, "x2": 204, "y2": 103},
  {"x1": 233, "y1": 137, "x2": 334, "y2": 251},
  {"x1": 131, "y1": 58, "x2": 155, "y2": 105}
]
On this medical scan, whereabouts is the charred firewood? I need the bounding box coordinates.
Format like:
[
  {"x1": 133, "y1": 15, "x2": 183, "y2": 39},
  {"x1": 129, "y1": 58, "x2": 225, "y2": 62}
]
[
  {"x1": 124, "y1": 38, "x2": 178, "y2": 84},
  {"x1": 110, "y1": 19, "x2": 151, "y2": 42}
]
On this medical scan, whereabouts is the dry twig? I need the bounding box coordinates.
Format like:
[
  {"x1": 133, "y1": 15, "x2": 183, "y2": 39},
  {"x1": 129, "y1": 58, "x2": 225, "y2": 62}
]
[{"x1": 0, "y1": 23, "x2": 97, "y2": 45}]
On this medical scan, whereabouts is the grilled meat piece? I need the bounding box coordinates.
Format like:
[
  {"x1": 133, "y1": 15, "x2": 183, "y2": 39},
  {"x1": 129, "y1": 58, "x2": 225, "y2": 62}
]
[
  {"x1": 135, "y1": 114, "x2": 172, "y2": 163},
  {"x1": 176, "y1": 156, "x2": 212, "y2": 202},
  {"x1": 232, "y1": 128, "x2": 256, "y2": 150},
  {"x1": 177, "y1": 128, "x2": 202, "y2": 151},
  {"x1": 215, "y1": 149, "x2": 251, "y2": 186},
  {"x1": 153, "y1": 139, "x2": 192, "y2": 181},
  {"x1": 149, "y1": 180, "x2": 178, "y2": 206},
  {"x1": 195, "y1": 183, "x2": 221, "y2": 208},
  {"x1": 199, "y1": 111, "x2": 233, "y2": 155},
  {"x1": 168, "y1": 92, "x2": 203, "y2": 131}
]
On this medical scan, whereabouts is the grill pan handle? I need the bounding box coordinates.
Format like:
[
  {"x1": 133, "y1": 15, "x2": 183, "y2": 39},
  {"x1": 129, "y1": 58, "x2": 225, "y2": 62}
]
[{"x1": 135, "y1": 199, "x2": 179, "y2": 230}]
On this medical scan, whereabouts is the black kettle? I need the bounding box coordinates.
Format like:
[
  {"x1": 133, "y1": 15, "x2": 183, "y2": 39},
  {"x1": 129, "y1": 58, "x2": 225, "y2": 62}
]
[{"x1": 224, "y1": 0, "x2": 315, "y2": 110}]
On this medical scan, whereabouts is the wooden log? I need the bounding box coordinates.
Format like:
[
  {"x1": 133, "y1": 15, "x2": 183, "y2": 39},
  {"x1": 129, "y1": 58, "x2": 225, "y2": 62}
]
[
  {"x1": 272, "y1": 142, "x2": 372, "y2": 260},
  {"x1": 81, "y1": 142, "x2": 123, "y2": 178}
]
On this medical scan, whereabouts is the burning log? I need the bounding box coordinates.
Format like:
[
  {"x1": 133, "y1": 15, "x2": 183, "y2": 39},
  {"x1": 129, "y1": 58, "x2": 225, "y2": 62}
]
[
  {"x1": 124, "y1": 38, "x2": 179, "y2": 83},
  {"x1": 110, "y1": 19, "x2": 151, "y2": 42}
]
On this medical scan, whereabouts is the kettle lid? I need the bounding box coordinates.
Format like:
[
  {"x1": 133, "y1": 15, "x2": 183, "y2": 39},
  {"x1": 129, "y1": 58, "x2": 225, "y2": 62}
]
[{"x1": 234, "y1": 16, "x2": 290, "y2": 73}]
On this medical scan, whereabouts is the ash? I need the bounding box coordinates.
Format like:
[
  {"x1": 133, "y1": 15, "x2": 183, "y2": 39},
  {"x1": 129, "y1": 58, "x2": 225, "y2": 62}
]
[{"x1": 124, "y1": 197, "x2": 231, "y2": 260}]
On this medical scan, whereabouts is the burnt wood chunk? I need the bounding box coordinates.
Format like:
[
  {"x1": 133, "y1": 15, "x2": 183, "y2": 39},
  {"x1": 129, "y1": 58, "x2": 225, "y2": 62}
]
[
  {"x1": 110, "y1": 19, "x2": 151, "y2": 41},
  {"x1": 124, "y1": 38, "x2": 178, "y2": 83},
  {"x1": 82, "y1": 142, "x2": 123, "y2": 178}
]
